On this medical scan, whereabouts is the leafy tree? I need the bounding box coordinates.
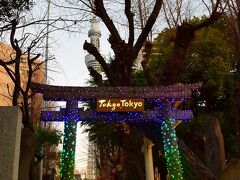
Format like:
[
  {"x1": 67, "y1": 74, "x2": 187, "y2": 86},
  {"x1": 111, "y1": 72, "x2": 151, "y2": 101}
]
[
  {"x1": 220, "y1": 0, "x2": 240, "y2": 147},
  {"x1": 35, "y1": 126, "x2": 63, "y2": 162},
  {"x1": 0, "y1": 0, "x2": 32, "y2": 21},
  {"x1": 50, "y1": 0, "x2": 225, "y2": 178},
  {"x1": 149, "y1": 17, "x2": 240, "y2": 176},
  {"x1": 64, "y1": 0, "x2": 223, "y2": 178}
]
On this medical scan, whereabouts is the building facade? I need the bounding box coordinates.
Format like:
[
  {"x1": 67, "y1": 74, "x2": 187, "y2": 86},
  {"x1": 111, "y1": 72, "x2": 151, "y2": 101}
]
[{"x1": 0, "y1": 43, "x2": 44, "y2": 125}]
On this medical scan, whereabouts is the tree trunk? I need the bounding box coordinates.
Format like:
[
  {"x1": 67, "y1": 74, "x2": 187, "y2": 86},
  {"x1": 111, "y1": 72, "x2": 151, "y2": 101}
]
[
  {"x1": 162, "y1": 23, "x2": 195, "y2": 85},
  {"x1": 178, "y1": 139, "x2": 217, "y2": 180},
  {"x1": 203, "y1": 115, "x2": 226, "y2": 176},
  {"x1": 29, "y1": 159, "x2": 40, "y2": 180},
  {"x1": 18, "y1": 127, "x2": 36, "y2": 180},
  {"x1": 135, "y1": 153, "x2": 145, "y2": 180},
  {"x1": 232, "y1": 24, "x2": 240, "y2": 140},
  {"x1": 233, "y1": 87, "x2": 240, "y2": 149}
]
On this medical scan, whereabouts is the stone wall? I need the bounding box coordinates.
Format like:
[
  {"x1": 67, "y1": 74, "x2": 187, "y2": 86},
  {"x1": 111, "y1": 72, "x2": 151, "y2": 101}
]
[{"x1": 0, "y1": 106, "x2": 22, "y2": 180}]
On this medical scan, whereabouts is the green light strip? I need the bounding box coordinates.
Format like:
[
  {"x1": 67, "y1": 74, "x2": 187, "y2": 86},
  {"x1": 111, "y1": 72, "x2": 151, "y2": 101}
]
[
  {"x1": 161, "y1": 118, "x2": 183, "y2": 180},
  {"x1": 61, "y1": 121, "x2": 77, "y2": 180}
]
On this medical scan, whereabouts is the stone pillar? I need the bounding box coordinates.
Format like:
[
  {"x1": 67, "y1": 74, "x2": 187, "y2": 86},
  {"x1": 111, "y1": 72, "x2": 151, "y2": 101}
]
[
  {"x1": 142, "y1": 137, "x2": 155, "y2": 180},
  {"x1": 0, "y1": 106, "x2": 22, "y2": 180}
]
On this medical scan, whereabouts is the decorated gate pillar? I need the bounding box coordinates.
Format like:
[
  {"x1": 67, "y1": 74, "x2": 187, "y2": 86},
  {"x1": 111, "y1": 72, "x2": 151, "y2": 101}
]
[
  {"x1": 61, "y1": 99, "x2": 78, "y2": 180},
  {"x1": 161, "y1": 101, "x2": 183, "y2": 180},
  {"x1": 32, "y1": 82, "x2": 202, "y2": 180}
]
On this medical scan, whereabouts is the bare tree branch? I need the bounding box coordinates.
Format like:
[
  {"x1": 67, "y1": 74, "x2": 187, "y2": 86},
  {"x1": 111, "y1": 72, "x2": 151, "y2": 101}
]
[
  {"x1": 10, "y1": 19, "x2": 22, "y2": 105},
  {"x1": 162, "y1": 2, "x2": 173, "y2": 29},
  {"x1": 201, "y1": 0, "x2": 212, "y2": 14},
  {"x1": 165, "y1": 1, "x2": 178, "y2": 26},
  {"x1": 0, "y1": 60, "x2": 16, "y2": 82},
  {"x1": 137, "y1": 0, "x2": 144, "y2": 30},
  {"x1": 193, "y1": 0, "x2": 222, "y2": 30},
  {"x1": 94, "y1": 0, "x2": 122, "y2": 43},
  {"x1": 26, "y1": 51, "x2": 41, "y2": 94},
  {"x1": 125, "y1": 0, "x2": 134, "y2": 46},
  {"x1": 83, "y1": 40, "x2": 115, "y2": 85},
  {"x1": 134, "y1": 0, "x2": 163, "y2": 53},
  {"x1": 88, "y1": 66, "x2": 104, "y2": 86}
]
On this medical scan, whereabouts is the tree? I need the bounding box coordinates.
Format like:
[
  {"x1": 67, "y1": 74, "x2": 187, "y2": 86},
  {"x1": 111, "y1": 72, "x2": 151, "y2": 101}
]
[
  {"x1": 0, "y1": 1, "x2": 125, "y2": 180},
  {"x1": 56, "y1": 0, "x2": 224, "y2": 178},
  {"x1": 35, "y1": 125, "x2": 62, "y2": 179},
  {"x1": 64, "y1": 1, "x2": 221, "y2": 87},
  {"x1": 80, "y1": 1, "x2": 163, "y2": 179},
  {"x1": 81, "y1": 0, "x2": 162, "y2": 87},
  {"x1": 0, "y1": 20, "x2": 45, "y2": 180},
  {"x1": 59, "y1": 0, "x2": 222, "y2": 178},
  {"x1": 149, "y1": 16, "x2": 239, "y2": 176},
  {"x1": 0, "y1": 0, "x2": 31, "y2": 22},
  {"x1": 220, "y1": 0, "x2": 240, "y2": 149},
  {"x1": 0, "y1": 2, "x2": 64, "y2": 179}
]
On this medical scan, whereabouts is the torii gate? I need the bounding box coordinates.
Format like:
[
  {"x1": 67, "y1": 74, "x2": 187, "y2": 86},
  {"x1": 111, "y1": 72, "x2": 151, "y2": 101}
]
[{"x1": 32, "y1": 82, "x2": 201, "y2": 180}]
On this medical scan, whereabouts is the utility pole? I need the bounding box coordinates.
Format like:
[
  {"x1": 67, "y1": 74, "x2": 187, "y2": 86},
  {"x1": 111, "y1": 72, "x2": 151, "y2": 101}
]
[
  {"x1": 45, "y1": 0, "x2": 50, "y2": 84},
  {"x1": 40, "y1": 1, "x2": 51, "y2": 180}
]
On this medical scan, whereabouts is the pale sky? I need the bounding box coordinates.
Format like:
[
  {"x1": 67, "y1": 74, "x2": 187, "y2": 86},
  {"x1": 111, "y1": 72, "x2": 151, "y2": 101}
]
[{"x1": 44, "y1": 13, "x2": 112, "y2": 171}]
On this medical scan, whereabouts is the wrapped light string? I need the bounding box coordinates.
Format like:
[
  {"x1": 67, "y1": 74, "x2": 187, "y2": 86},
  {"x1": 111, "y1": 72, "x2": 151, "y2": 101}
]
[
  {"x1": 32, "y1": 82, "x2": 202, "y2": 100},
  {"x1": 160, "y1": 102, "x2": 184, "y2": 180},
  {"x1": 60, "y1": 100, "x2": 79, "y2": 180},
  {"x1": 42, "y1": 109, "x2": 192, "y2": 123},
  {"x1": 61, "y1": 118, "x2": 77, "y2": 180},
  {"x1": 43, "y1": 100, "x2": 187, "y2": 180}
]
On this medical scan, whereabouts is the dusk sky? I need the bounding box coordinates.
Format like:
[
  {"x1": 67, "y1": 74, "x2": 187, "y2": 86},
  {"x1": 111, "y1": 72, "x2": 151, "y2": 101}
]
[
  {"x1": 41, "y1": 7, "x2": 113, "y2": 171},
  {"x1": 50, "y1": 26, "x2": 112, "y2": 171}
]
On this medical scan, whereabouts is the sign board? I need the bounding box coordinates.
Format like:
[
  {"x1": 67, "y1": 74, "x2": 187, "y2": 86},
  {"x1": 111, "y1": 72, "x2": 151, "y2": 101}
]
[{"x1": 97, "y1": 98, "x2": 144, "y2": 112}]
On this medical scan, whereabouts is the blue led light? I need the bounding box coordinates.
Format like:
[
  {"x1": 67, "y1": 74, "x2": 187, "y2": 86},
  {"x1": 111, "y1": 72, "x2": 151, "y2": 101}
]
[{"x1": 41, "y1": 98, "x2": 191, "y2": 179}]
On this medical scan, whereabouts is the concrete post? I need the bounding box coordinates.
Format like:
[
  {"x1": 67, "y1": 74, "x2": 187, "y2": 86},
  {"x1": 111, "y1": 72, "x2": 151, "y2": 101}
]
[
  {"x1": 0, "y1": 106, "x2": 22, "y2": 180},
  {"x1": 142, "y1": 137, "x2": 155, "y2": 180}
]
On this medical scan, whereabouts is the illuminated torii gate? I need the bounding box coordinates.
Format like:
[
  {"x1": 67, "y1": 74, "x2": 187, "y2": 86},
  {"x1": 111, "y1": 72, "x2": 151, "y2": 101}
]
[{"x1": 32, "y1": 82, "x2": 201, "y2": 180}]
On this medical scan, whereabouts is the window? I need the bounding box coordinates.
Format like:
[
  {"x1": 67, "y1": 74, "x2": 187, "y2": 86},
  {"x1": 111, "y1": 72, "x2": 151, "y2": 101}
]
[
  {"x1": 20, "y1": 69, "x2": 24, "y2": 75},
  {"x1": 20, "y1": 58, "x2": 27, "y2": 63}
]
